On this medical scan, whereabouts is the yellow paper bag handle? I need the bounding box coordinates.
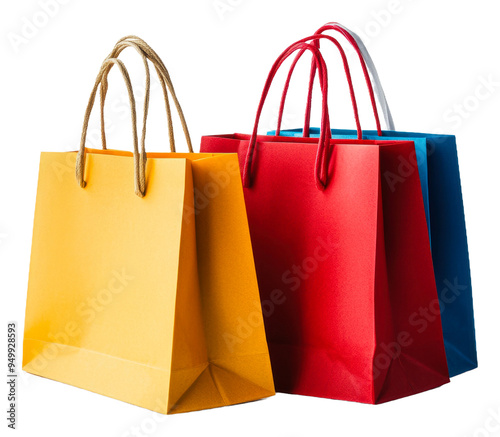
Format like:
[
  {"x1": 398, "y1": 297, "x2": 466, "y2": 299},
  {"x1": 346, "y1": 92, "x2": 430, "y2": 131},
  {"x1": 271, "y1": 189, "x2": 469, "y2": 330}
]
[
  {"x1": 76, "y1": 36, "x2": 194, "y2": 198},
  {"x1": 76, "y1": 58, "x2": 147, "y2": 197},
  {"x1": 99, "y1": 36, "x2": 193, "y2": 153}
]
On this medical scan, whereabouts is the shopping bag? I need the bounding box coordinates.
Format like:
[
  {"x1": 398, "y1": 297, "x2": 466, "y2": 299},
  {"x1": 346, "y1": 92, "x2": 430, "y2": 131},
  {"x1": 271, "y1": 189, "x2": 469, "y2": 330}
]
[
  {"x1": 23, "y1": 37, "x2": 274, "y2": 414},
  {"x1": 272, "y1": 22, "x2": 477, "y2": 377},
  {"x1": 200, "y1": 37, "x2": 450, "y2": 403},
  {"x1": 272, "y1": 24, "x2": 431, "y2": 235}
]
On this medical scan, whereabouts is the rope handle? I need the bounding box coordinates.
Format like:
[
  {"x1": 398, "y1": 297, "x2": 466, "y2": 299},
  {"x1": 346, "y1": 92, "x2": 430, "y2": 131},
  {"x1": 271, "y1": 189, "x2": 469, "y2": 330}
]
[
  {"x1": 99, "y1": 36, "x2": 193, "y2": 153},
  {"x1": 76, "y1": 58, "x2": 146, "y2": 197},
  {"x1": 276, "y1": 26, "x2": 382, "y2": 137},
  {"x1": 303, "y1": 23, "x2": 383, "y2": 136},
  {"x1": 323, "y1": 23, "x2": 395, "y2": 130},
  {"x1": 275, "y1": 34, "x2": 364, "y2": 139},
  {"x1": 243, "y1": 41, "x2": 331, "y2": 191}
]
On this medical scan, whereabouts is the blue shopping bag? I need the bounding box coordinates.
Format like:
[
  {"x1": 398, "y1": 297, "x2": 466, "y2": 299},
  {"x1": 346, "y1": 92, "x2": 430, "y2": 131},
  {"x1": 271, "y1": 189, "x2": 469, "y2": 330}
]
[
  {"x1": 269, "y1": 22, "x2": 477, "y2": 377},
  {"x1": 271, "y1": 129, "x2": 430, "y2": 234}
]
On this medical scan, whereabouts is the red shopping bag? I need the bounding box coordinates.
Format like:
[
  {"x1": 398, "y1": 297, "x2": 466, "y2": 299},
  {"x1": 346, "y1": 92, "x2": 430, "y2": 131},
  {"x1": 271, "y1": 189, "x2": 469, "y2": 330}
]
[{"x1": 201, "y1": 37, "x2": 449, "y2": 403}]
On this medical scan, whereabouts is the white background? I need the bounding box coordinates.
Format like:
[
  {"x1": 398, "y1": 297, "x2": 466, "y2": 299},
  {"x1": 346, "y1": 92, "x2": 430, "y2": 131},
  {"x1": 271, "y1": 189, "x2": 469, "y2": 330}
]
[{"x1": 1, "y1": 0, "x2": 500, "y2": 436}]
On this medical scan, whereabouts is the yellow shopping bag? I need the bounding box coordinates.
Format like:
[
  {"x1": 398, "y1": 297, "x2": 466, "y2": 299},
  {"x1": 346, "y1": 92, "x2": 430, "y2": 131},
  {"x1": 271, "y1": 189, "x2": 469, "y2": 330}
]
[{"x1": 22, "y1": 37, "x2": 275, "y2": 414}]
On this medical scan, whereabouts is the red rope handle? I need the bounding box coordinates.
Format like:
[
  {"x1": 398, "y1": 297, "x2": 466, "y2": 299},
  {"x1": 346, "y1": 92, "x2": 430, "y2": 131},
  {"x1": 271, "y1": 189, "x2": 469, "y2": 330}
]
[
  {"x1": 276, "y1": 23, "x2": 382, "y2": 137},
  {"x1": 274, "y1": 34, "x2": 363, "y2": 142},
  {"x1": 243, "y1": 41, "x2": 332, "y2": 190},
  {"x1": 305, "y1": 23, "x2": 382, "y2": 136}
]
